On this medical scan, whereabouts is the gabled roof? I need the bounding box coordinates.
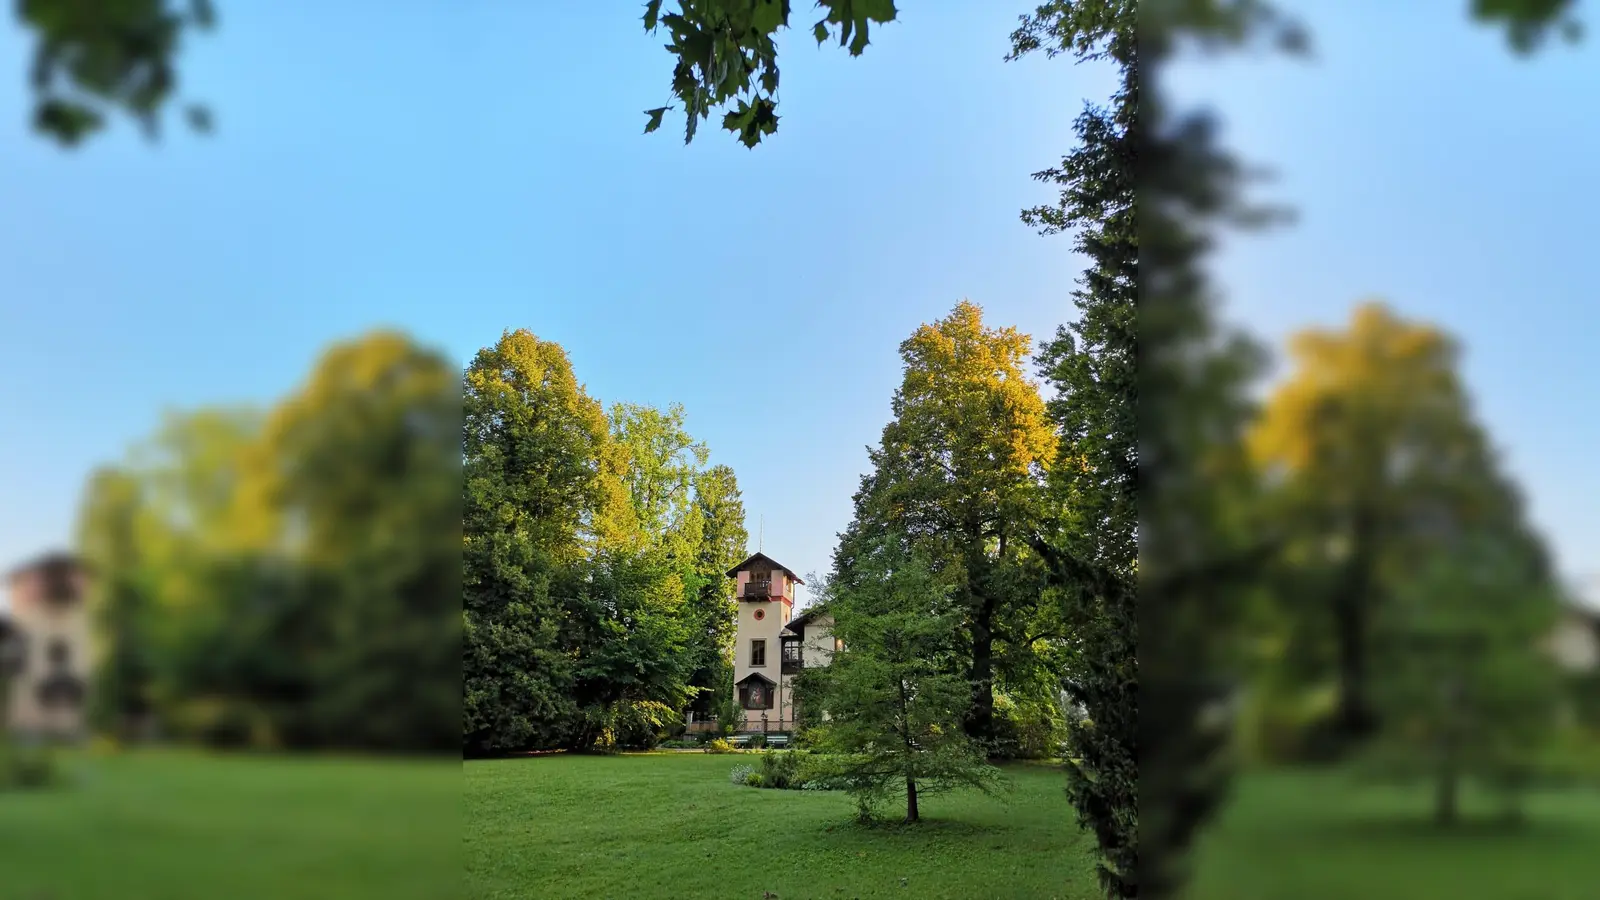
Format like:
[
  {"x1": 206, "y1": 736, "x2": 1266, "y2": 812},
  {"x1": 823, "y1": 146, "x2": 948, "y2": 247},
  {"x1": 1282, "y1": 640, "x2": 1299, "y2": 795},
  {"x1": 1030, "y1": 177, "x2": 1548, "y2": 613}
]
[
  {"x1": 735, "y1": 671, "x2": 776, "y2": 686},
  {"x1": 6, "y1": 551, "x2": 87, "y2": 584},
  {"x1": 782, "y1": 606, "x2": 832, "y2": 636},
  {"x1": 725, "y1": 552, "x2": 805, "y2": 585}
]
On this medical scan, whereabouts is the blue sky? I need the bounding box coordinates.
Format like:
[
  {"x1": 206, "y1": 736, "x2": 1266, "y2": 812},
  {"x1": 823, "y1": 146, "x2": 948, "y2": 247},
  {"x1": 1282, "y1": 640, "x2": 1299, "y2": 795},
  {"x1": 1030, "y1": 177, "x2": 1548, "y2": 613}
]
[{"x1": 1, "y1": 3, "x2": 1594, "y2": 607}]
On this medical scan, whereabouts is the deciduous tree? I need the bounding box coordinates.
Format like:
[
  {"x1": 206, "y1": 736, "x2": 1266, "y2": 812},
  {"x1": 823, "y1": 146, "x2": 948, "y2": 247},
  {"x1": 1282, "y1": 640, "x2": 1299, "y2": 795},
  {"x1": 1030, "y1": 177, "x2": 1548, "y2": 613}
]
[
  {"x1": 1249, "y1": 303, "x2": 1506, "y2": 746},
  {"x1": 836, "y1": 300, "x2": 1057, "y2": 746},
  {"x1": 462, "y1": 329, "x2": 622, "y2": 754},
  {"x1": 1365, "y1": 527, "x2": 1563, "y2": 827}
]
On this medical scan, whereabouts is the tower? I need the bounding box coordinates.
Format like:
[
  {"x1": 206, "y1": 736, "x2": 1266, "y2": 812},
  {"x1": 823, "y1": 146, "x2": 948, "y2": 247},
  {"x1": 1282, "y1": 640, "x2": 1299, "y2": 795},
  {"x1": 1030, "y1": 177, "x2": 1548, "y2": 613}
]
[
  {"x1": 3, "y1": 553, "x2": 91, "y2": 741},
  {"x1": 726, "y1": 552, "x2": 804, "y2": 732}
]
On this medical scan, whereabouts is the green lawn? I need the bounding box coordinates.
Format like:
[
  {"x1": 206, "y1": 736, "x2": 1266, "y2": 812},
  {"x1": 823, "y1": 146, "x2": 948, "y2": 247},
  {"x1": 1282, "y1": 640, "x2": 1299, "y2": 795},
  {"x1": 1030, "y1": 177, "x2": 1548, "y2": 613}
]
[
  {"x1": 1189, "y1": 769, "x2": 1600, "y2": 899},
  {"x1": 465, "y1": 752, "x2": 1100, "y2": 899},
  {"x1": 0, "y1": 748, "x2": 461, "y2": 899}
]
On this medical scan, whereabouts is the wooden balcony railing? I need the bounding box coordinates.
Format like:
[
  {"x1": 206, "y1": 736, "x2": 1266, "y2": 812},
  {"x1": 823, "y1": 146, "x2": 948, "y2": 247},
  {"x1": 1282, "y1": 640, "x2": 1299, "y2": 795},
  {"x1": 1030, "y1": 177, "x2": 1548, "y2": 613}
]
[{"x1": 743, "y1": 579, "x2": 772, "y2": 599}]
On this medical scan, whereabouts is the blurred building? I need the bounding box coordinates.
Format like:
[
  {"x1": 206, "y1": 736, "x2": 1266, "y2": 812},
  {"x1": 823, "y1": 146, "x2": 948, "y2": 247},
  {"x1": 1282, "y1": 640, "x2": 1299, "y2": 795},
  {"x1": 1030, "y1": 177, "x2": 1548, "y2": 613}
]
[
  {"x1": 1, "y1": 553, "x2": 91, "y2": 741},
  {"x1": 1549, "y1": 579, "x2": 1600, "y2": 673}
]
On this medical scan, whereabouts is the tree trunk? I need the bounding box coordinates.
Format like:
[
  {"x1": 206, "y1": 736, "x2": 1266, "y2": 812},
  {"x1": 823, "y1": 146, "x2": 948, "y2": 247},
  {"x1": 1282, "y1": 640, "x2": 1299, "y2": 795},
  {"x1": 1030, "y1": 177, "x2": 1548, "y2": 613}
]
[
  {"x1": 965, "y1": 597, "x2": 996, "y2": 744},
  {"x1": 1434, "y1": 759, "x2": 1459, "y2": 827},
  {"x1": 1332, "y1": 517, "x2": 1377, "y2": 744},
  {"x1": 1434, "y1": 675, "x2": 1462, "y2": 828},
  {"x1": 905, "y1": 775, "x2": 920, "y2": 823}
]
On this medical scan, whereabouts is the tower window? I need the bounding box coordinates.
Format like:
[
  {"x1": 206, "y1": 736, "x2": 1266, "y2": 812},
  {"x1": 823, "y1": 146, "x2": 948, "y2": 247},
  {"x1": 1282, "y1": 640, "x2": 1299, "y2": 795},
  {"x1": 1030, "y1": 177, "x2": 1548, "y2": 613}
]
[
  {"x1": 750, "y1": 639, "x2": 766, "y2": 667},
  {"x1": 753, "y1": 608, "x2": 765, "y2": 621}
]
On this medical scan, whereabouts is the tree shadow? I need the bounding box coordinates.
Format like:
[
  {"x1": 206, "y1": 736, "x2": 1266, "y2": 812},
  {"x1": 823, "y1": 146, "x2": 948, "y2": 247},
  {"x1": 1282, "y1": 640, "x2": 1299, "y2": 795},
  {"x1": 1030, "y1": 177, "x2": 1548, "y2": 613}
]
[{"x1": 1311, "y1": 815, "x2": 1582, "y2": 844}]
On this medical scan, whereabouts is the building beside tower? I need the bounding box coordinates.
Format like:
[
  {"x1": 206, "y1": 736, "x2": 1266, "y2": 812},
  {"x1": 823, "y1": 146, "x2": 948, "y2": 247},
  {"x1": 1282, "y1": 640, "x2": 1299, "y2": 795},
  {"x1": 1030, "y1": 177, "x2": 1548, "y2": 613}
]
[{"x1": 727, "y1": 552, "x2": 838, "y2": 734}]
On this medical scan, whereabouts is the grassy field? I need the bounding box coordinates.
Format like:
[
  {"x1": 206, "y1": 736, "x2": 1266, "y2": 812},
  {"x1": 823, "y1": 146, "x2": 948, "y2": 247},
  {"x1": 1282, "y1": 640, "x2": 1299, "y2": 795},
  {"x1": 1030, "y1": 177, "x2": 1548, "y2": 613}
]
[
  {"x1": 0, "y1": 748, "x2": 461, "y2": 900},
  {"x1": 1189, "y1": 769, "x2": 1600, "y2": 899},
  {"x1": 465, "y1": 752, "x2": 1099, "y2": 900}
]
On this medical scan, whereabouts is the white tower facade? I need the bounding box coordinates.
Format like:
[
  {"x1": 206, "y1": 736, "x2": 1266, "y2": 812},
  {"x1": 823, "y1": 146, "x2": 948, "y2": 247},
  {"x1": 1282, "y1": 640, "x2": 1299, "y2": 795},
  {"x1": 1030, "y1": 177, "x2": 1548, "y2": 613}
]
[
  {"x1": 3, "y1": 553, "x2": 92, "y2": 741},
  {"x1": 727, "y1": 553, "x2": 803, "y2": 732}
]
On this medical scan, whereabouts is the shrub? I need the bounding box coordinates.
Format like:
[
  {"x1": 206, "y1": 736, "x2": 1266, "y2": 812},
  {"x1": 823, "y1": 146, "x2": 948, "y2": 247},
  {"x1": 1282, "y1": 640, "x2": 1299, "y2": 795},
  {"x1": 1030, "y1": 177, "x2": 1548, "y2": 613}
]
[
  {"x1": 745, "y1": 733, "x2": 766, "y2": 750},
  {"x1": 796, "y1": 756, "x2": 850, "y2": 791},
  {"x1": 714, "y1": 696, "x2": 745, "y2": 737},
  {"x1": 0, "y1": 742, "x2": 60, "y2": 791},
  {"x1": 704, "y1": 738, "x2": 735, "y2": 754},
  {"x1": 794, "y1": 751, "x2": 846, "y2": 789},
  {"x1": 729, "y1": 764, "x2": 756, "y2": 786},
  {"x1": 991, "y1": 694, "x2": 1067, "y2": 761},
  {"x1": 744, "y1": 772, "x2": 764, "y2": 787},
  {"x1": 759, "y1": 750, "x2": 801, "y2": 789}
]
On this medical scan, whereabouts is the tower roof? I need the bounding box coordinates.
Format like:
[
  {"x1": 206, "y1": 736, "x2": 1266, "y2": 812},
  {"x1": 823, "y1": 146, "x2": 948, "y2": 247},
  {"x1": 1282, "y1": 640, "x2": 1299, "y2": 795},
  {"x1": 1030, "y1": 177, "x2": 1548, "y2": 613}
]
[
  {"x1": 725, "y1": 552, "x2": 805, "y2": 585},
  {"x1": 6, "y1": 551, "x2": 89, "y2": 584}
]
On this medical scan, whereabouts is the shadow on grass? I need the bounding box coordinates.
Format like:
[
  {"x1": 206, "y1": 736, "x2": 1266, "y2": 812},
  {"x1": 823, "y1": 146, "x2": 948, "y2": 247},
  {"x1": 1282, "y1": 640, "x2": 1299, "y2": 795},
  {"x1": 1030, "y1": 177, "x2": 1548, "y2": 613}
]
[
  {"x1": 1309, "y1": 815, "x2": 1588, "y2": 843},
  {"x1": 827, "y1": 817, "x2": 1001, "y2": 837}
]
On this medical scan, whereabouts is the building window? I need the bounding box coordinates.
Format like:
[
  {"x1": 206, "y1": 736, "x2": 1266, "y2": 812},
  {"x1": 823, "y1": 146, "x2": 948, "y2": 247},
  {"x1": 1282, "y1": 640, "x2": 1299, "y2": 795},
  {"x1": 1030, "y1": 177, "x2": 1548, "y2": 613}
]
[
  {"x1": 753, "y1": 608, "x2": 765, "y2": 621},
  {"x1": 750, "y1": 639, "x2": 766, "y2": 667}
]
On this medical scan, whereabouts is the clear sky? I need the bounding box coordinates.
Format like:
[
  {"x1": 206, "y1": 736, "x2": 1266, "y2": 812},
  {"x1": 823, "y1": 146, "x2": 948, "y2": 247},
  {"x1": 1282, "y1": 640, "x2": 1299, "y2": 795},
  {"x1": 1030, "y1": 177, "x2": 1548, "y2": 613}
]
[{"x1": 0, "y1": 3, "x2": 1594, "y2": 607}]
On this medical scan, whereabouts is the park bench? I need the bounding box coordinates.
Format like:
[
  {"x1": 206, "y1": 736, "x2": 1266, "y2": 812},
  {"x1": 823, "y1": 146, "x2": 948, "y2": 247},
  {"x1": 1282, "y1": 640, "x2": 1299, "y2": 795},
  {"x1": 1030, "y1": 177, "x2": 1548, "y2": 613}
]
[{"x1": 765, "y1": 734, "x2": 791, "y2": 748}]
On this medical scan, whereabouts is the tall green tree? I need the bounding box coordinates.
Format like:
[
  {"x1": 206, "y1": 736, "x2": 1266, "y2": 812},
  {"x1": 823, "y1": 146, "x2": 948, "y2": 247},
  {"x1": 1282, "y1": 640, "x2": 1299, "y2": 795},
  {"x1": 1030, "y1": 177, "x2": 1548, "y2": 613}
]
[
  {"x1": 1248, "y1": 303, "x2": 1509, "y2": 746},
  {"x1": 462, "y1": 331, "x2": 715, "y2": 753},
  {"x1": 1014, "y1": 3, "x2": 1138, "y2": 894},
  {"x1": 836, "y1": 300, "x2": 1057, "y2": 745},
  {"x1": 688, "y1": 464, "x2": 750, "y2": 716},
  {"x1": 75, "y1": 467, "x2": 157, "y2": 739},
  {"x1": 73, "y1": 333, "x2": 462, "y2": 754},
  {"x1": 805, "y1": 534, "x2": 1003, "y2": 824},
  {"x1": 462, "y1": 329, "x2": 624, "y2": 754},
  {"x1": 607, "y1": 404, "x2": 752, "y2": 727},
  {"x1": 110, "y1": 405, "x2": 268, "y2": 742},
  {"x1": 564, "y1": 548, "x2": 698, "y2": 749},
  {"x1": 1366, "y1": 527, "x2": 1563, "y2": 826},
  {"x1": 608, "y1": 402, "x2": 709, "y2": 554},
  {"x1": 1132, "y1": 4, "x2": 1300, "y2": 895},
  {"x1": 249, "y1": 331, "x2": 463, "y2": 752},
  {"x1": 1136, "y1": 4, "x2": 1581, "y2": 895}
]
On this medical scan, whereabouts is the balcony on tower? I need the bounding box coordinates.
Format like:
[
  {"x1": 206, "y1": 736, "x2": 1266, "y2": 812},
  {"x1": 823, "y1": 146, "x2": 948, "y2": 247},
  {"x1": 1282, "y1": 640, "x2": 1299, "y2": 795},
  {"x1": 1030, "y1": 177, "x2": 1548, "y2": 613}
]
[{"x1": 728, "y1": 552, "x2": 805, "y2": 603}]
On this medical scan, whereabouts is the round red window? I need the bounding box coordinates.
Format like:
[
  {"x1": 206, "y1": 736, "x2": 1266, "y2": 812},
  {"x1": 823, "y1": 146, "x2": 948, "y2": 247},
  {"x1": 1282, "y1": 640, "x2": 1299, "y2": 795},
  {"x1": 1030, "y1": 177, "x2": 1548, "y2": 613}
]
[{"x1": 753, "y1": 608, "x2": 765, "y2": 620}]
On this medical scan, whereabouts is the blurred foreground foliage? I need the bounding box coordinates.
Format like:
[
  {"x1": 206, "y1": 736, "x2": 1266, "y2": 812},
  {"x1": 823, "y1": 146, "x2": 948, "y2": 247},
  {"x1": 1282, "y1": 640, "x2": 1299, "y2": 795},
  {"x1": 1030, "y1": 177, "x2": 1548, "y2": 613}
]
[{"x1": 76, "y1": 332, "x2": 462, "y2": 754}]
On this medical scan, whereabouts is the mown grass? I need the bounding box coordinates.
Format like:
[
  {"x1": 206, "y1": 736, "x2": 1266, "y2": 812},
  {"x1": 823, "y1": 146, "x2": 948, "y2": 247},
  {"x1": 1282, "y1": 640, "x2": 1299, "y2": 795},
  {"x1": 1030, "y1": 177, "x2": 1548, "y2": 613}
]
[
  {"x1": 0, "y1": 748, "x2": 461, "y2": 899},
  {"x1": 1189, "y1": 768, "x2": 1600, "y2": 899},
  {"x1": 464, "y1": 752, "x2": 1100, "y2": 899}
]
